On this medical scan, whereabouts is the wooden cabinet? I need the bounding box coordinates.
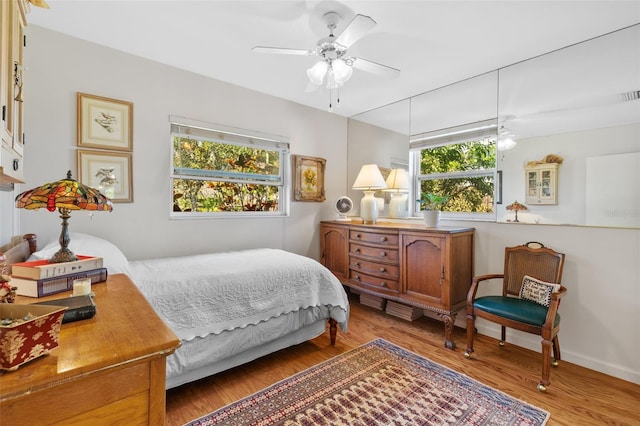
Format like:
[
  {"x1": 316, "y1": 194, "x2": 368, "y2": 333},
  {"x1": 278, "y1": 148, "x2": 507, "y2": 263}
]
[
  {"x1": 320, "y1": 223, "x2": 350, "y2": 281},
  {"x1": 525, "y1": 163, "x2": 559, "y2": 205},
  {"x1": 320, "y1": 221, "x2": 474, "y2": 349},
  {"x1": 0, "y1": 0, "x2": 27, "y2": 184},
  {"x1": 0, "y1": 274, "x2": 181, "y2": 425}
]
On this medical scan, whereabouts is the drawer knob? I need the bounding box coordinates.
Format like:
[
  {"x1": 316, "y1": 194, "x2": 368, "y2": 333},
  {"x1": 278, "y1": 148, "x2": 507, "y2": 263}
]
[
  {"x1": 355, "y1": 233, "x2": 361, "y2": 238},
  {"x1": 354, "y1": 262, "x2": 360, "y2": 268},
  {"x1": 380, "y1": 281, "x2": 387, "y2": 287},
  {"x1": 379, "y1": 267, "x2": 386, "y2": 273},
  {"x1": 354, "y1": 275, "x2": 361, "y2": 281},
  {"x1": 381, "y1": 236, "x2": 387, "y2": 242},
  {"x1": 380, "y1": 251, "x2": 387, "y2": 257},
  {"x1": 354, "y1": 248, "x2": 361, "y2": 253}
]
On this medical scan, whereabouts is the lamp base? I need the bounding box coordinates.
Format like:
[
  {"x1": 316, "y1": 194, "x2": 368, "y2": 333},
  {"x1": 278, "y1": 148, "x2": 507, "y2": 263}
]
[
  {"x1": 49, "y1": 248, "x2": 78, "y2": 263},
  {"x1": 360, "y1": 190, "x2": 379, "y2": 224},
  {"x1": 388, "y1": 193, "x2": 408, "y2": 218},
  {"x1": 49, "y1": 207, "x2": 77, "y2": 263}
]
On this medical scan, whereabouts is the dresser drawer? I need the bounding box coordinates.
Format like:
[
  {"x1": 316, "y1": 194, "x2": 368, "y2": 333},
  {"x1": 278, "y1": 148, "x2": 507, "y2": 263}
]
[
  {"x1": 351, "y1": 258, "x2": 399, "y2": 278},
  {"x1": 350, "y1": 230, "x2": 398, "y2": 247},
  {"x1": 1, "y1": 362, "x2": 149, "y2": 424},
  {"x1": 350, "y1": 243, "x2": 399, "y2": 262},
  {"x1": 350, "y1": 270, "x2": 399, "y2": 292}
]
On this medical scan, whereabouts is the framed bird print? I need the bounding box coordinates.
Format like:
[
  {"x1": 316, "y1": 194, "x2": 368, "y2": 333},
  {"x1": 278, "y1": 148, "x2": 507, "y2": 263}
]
[
  {"x1": 77, "y1": 149, "x2": 133, "y2": 202},
  {"x1": 77, "y1": 92, "x2": 133, "y2": 151}
]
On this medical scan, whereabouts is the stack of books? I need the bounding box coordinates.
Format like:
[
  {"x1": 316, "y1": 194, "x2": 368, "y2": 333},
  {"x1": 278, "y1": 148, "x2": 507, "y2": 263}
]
[
  {"x1": 385, "y1": 300, "x2": 424, "y2": 321},
  {"x1": 10, "y1": 256, "x2": 107, "y2": 298},
  {"x1": 359, "y1": 293, "x2": 387, "y2": 310}
]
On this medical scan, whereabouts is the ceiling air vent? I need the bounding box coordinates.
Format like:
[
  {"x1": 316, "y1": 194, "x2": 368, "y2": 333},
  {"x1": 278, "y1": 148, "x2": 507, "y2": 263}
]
[{"x1": 620, "y1": 90, "x2": 640, "y2": 102}]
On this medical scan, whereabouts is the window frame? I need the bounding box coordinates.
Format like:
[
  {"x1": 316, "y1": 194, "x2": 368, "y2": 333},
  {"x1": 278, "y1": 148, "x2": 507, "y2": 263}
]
[
  {"x1": 409, "y1": 119, "x2": 498, "y2": 221},
  {"x1": 170, "y1": 116, "x2": 290, "y2": 219}
]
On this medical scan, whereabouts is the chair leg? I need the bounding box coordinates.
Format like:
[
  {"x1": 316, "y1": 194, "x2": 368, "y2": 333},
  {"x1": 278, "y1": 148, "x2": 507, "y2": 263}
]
[
  {"x1": 538, "y1": 337, "x2": 553, "y2": 392},
  {"x1": 464, "y1": 313, "x2": 476, "y2": 358},
  {"x1": 552, "y1": 335, "x2": 561, "y2": 366},
  {"x1": 499, "y1": 326, "x2": 506, "y2": 346}
]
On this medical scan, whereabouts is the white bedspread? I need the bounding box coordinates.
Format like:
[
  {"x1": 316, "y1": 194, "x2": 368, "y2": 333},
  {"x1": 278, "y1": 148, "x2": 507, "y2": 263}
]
[{"x1": 129, "y1": 248, "x2": 349, "y2": 342}]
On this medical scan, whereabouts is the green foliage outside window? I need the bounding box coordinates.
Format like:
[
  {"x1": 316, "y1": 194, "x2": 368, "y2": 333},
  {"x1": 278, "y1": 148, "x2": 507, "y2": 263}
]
[
  {"x1": 419, "y1": 140, "x2": 496, "y2": 213},
  {"x1": 173, "y1": 137, "x2": 281, "y2": 212}
]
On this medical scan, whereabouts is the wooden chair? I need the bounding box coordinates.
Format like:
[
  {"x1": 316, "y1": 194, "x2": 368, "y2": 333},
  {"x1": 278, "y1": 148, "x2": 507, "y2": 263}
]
[{"x1": 464, "y1": 242, "x2": 566, "y2": 392}]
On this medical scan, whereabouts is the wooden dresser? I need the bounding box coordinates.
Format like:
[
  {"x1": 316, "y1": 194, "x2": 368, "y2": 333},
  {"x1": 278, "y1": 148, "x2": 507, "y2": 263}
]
[
  {"x1": 320, "y1": 221, "x2": 474, "y2": 349},
  {"x1": 0, "y1": 274, "x2": 180, "y2": 425}
]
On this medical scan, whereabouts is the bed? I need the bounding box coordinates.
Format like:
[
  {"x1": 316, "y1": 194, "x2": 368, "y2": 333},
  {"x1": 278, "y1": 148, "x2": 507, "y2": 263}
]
[{"x1": 1, "y1": 233, "x2": 349, "y2": 389}]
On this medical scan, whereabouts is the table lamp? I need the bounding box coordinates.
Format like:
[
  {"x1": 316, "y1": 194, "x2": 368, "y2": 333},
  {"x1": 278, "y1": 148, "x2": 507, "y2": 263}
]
[
  {"x1": 506, "y1": 200, "x2": 527, "y2": 222},
  {"x1": 15, "y1": 171, "x2": 113, "y2": 263},
  {"x1": 352, "y1": 164, "x2": 387, "y2": 224},
  {"x1": 383, "y1": 169, "x2": 409, "y2": 218}
]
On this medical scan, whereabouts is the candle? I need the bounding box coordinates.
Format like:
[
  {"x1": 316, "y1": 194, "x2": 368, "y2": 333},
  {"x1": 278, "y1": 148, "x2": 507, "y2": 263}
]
[{"x1": 73, "y1": 278, "x2": 91, "y2": 296}]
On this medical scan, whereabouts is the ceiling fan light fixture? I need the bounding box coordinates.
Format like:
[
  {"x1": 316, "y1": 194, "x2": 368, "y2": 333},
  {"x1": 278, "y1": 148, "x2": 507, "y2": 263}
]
[
  {"x1": 252, "y1": 11, "x2": 398, "y2": 112},
  {"x1": 498, "y1": 126, "x2": 517, "y2": 150},
  {"x1": 306, "y1": 60, "x2": 328, "y2": 85}
]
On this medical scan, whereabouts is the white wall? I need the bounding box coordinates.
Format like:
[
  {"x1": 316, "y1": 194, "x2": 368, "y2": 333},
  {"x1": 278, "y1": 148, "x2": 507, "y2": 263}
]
[
  {"x1": 450, "y1": 219, "x2": 640, "y2": 385},
  {"x1": 11, "y1": 26, "x2": 348, "y2": 260},
  {"x1": 346, "y1": 118, "x2": 409, "y2": 217}
]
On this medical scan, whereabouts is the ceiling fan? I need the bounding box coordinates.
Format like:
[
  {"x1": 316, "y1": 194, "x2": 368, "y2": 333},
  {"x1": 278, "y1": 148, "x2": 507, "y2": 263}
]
[{"x1": 252, "y1": 11, "x2": 400, "y2": 110}]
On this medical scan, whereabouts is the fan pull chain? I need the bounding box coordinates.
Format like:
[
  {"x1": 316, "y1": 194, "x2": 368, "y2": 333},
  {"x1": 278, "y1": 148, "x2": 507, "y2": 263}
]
[{"x1": 328, "y1": 87, "x2": 341, "y2": 113}]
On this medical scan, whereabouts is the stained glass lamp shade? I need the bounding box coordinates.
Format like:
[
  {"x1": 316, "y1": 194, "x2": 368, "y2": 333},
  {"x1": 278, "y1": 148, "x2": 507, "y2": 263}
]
[{"x1": 15, "y1": 171, "x2": 113, "y2": 263}]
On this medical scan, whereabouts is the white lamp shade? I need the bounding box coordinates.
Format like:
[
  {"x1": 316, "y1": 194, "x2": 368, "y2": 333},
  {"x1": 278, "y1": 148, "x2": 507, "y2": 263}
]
[
  {"x1": 383, "y1": 169, "x2": 409, "y2": 192},
  {"x1": 306, "y1": 61, "x2": 328, "y2": 85},
  {"x1": 498, "y1": 126, "x2": 517, "y2": 150},
  {"x1": 497, "y1": 136, "x2": 517, "y2": 151},
  {"x1": 352, "y1": 164, "x2": 387, "y2": 190},
  {"x1": 332, "y1": 59, "x2": 353, "y2": 84}
]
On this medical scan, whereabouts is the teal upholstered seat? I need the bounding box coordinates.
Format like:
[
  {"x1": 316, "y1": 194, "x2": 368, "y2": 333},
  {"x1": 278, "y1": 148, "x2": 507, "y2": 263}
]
[
  {"x1": 473, "y1": 296, "x2": 560, "y2": 327},
  {"x1": 465, "y1": 242, "x2": 566, "y2": 392}
]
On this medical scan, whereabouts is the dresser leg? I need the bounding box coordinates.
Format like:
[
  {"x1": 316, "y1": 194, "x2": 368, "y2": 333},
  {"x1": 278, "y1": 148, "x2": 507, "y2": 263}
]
[{"x1": 442, "y1": 313, "x2": 457, "y2": 350}]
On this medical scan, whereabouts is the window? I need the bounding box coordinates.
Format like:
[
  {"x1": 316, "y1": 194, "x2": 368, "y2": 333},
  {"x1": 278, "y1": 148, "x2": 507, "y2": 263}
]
[
  {"x1": 410, "y1": 119, "x2": 497, "y2": 220},
  {"x1": 170, "y1": 117, "x2": 289, "y2": 217}
]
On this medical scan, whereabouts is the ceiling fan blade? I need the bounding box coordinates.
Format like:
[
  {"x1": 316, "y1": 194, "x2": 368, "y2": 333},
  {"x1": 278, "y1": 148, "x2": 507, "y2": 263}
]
[
  {"x1": 252, "y1": 46, "x2": 314, "y2": 56},
  {"x1": 351, "y1": 57, "x2": 400, "y2": 79},
  {"x1": 335, "y1": 14, "x2": 376, "y2": 48}
]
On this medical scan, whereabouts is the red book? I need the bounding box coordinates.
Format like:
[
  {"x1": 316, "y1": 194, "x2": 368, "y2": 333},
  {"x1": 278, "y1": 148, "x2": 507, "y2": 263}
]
[{"x1": 11, "y1": 256, "x2": 104, "y2": 280}]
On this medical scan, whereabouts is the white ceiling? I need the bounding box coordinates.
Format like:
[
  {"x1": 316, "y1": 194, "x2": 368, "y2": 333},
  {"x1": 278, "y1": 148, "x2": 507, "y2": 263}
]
[{"x1": 27, "y1": 0, "x2": 640, "y2": 118}]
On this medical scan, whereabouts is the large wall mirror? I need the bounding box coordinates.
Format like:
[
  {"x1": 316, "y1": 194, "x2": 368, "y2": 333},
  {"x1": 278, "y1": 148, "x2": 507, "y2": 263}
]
[{"x1": 348, "y1": 24, "x2": 639, "y2": 228}]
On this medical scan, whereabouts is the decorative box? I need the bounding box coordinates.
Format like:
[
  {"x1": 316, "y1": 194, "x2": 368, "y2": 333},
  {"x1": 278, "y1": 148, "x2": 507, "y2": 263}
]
[{"x1": 0, "y1": 304, "x2": 67, "y2": 370}]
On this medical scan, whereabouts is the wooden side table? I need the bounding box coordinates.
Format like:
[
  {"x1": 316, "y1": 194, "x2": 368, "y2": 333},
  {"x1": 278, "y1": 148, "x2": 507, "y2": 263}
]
[{"x1": 0, "y1": 274, "x2": 180, "y2": 425}]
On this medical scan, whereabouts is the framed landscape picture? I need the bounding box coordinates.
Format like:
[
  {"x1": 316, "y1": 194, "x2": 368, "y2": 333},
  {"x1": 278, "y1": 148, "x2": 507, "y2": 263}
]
[
  {"x1": 77, "y1": 92, "x2": 133, "y2": 151},
  {"x1": 293, "y1": 155, "x2": 326, "y2": 202},
  {"x1": 77, "y1": 150, "x2": 133, "y2": 202}
]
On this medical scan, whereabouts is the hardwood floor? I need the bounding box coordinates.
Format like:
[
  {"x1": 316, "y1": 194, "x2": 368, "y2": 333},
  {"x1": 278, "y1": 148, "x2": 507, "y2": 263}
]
[{"x1": 166, "y1": 293, "x2": 640, "y2": 425}]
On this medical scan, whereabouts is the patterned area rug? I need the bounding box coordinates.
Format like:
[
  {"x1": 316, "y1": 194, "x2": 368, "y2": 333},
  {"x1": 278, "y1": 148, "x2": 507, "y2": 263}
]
[{"x1": 185, "y1": 339, "x2": 549, "y2": 426}]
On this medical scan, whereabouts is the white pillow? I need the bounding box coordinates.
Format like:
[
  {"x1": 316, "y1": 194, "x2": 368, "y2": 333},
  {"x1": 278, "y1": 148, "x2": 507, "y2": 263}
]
[
  {"x1": 519, "y1": 275, "x2": 561, "y2": 307},
  {"x1": 30, "y1": 232, "x2": 131, "y2": 276}
]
